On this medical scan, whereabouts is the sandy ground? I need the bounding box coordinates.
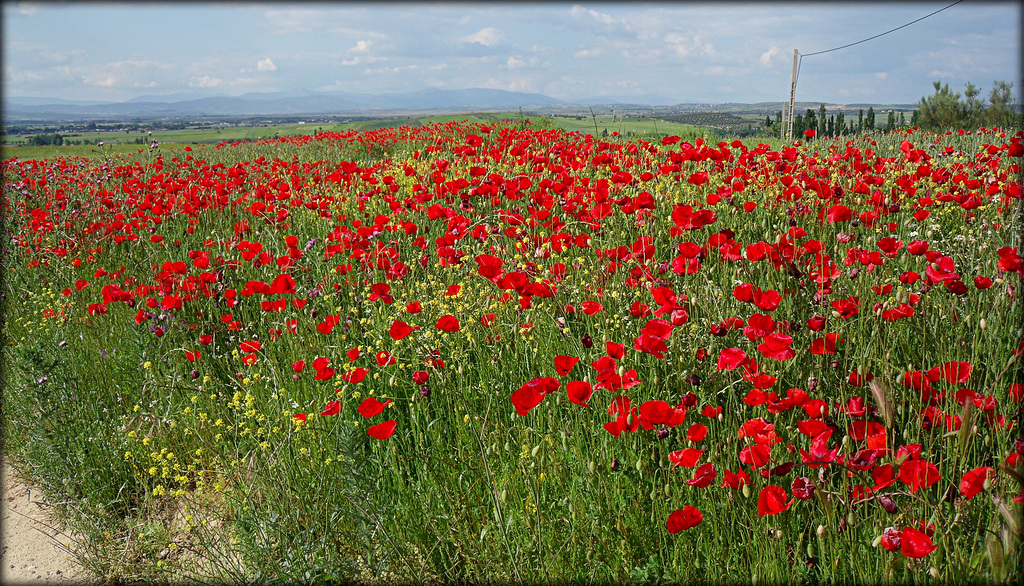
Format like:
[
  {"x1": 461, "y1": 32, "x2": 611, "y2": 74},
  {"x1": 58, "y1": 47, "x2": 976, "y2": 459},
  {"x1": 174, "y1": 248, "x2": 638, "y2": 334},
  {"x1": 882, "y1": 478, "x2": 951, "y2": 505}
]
[{"x1": 2, "y1": 460, "x2": 88, "y2": 584}]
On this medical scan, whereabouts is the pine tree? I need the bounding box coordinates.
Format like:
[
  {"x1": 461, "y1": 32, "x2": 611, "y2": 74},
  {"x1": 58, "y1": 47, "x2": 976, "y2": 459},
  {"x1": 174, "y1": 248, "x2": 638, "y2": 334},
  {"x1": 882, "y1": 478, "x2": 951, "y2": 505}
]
[
  {"x1": 964, "y1": 82, "x2": 985, "y2": 129},
  {"x1": 886, "y1": 110, "x2": 895, "y2": 131},
  {"x1": 982, "y1": 81, "x2": 1020, "y2": 129},
  {"x1": 836, "y1": 111, "x2": 845, "y2": 136},
  {"x1": 917, "y1": 81, "x2": 965, "y2": 131},
  {"x1": 866, "y1": 107, "x2": 876, "y2": 131},
  {"x1": 858, "y1": 109, "x2": 864, "y2": 133}
]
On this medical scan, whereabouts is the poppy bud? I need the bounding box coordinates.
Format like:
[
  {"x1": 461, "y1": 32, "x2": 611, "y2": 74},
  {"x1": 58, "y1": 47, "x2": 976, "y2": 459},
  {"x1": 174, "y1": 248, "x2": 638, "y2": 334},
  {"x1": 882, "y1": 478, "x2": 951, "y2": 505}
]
[
  {"x1": 742, "y1": 484, "x2": 752, "y2": 499},
  {"x1": 626, "y1": 413, "x2": 635, "y2": 426},
  {"x1": 588, "y1": 461, "x2": 596, "y2": 474},
  {"x1": 531, "y1": 445, "x2": 541, "y2": 458},
  {"x1": 610, "y1": 457, "x2": 619, "y2": 470},
  {"x1": 877, "y1": 495, "x2": 898, "y2": 514},
  {"x1": 816, "y1": 525, "x2": 826, "y2": 538},
  {"x1": 980, "y1": 318, "x2": 987, "y2": 330}
]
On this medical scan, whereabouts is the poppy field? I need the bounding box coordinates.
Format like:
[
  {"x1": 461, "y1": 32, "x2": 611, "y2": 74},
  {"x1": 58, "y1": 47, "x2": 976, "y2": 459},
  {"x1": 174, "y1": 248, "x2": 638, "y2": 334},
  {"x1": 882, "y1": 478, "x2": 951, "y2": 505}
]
[{"x1": 3, "y1": 121, "x2": 1023, "y2": 583}]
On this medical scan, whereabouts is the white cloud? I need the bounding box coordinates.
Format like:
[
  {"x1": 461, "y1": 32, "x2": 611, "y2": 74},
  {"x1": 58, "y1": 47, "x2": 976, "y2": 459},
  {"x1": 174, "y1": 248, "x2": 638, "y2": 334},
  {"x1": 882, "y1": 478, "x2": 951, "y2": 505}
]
[
  {"x1": 479, "y1": 76, "x2": 535, "y2": 93},
  {"x1": 257, "y1": 58, "x2": 277, "y2": 72},
  {"x1": 760, "y1": 46, "x2": 783, "y2": 67},
  {"x1": 874, "y1": 72, "x2": 888, "y2": 80},
  {"x1": 189, "y1": 75, "x2": 222, "y2": 88},
  {"x1": 84, "y1": 75, "x2": 116, "y2": 87},
  {"x1": 574, "y1": 47, "x2": 604, "y2": 59},
  {"x1": 342, "y1": 41, "x2": 378, "y2": 66},
  {"x1": 461, "y1": 27, "x2": 505, "y2": 47},
  {"x1": 506, "y1": 56, "x2": 525, "y2": 69},
  {"x1": 8, "y1": 2, "x2": 40, "y2": 17},
  {"x1": 570, "y1": 5, "x2": 614, "y2": 25}
]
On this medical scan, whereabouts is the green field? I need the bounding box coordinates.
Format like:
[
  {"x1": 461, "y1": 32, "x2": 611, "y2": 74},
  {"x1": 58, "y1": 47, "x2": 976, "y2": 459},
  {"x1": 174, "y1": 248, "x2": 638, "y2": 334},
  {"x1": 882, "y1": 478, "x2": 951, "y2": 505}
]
[{"x1": 2, "y1": 113, "x2": 713, "y2": 161}]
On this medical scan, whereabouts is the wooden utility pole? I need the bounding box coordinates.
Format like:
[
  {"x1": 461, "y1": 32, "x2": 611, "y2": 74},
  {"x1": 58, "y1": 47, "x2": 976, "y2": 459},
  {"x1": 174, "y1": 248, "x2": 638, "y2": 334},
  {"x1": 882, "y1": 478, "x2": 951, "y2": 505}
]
[{"x1": 786, "y1": 49, "x2": 798, "y2": 140}]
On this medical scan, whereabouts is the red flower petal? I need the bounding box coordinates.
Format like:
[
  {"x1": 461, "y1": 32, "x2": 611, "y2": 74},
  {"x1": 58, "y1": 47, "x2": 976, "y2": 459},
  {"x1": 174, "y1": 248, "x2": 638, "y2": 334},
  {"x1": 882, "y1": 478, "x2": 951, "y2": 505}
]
[
  {"x1": 666, "y1": 506, "x2": 703, "y2": 533},
  {"x1": 900, "y1": 526, "x2": 937, "y2": 558},
  {"x1": 368, "y1": 420, "x2": 397, "y2": 440},
  {"x1": 357, "y1": 397, "x2": 392, "y2": 419},
  {"x1": 958, "y1": 466, "x2": 991, "y2": 501},
  {"x1": 320, "y1": 400, "x2": 342, "y2": 417},
  {"x1": 757, "y1": 485, "x2": 793, "y2": 516}
]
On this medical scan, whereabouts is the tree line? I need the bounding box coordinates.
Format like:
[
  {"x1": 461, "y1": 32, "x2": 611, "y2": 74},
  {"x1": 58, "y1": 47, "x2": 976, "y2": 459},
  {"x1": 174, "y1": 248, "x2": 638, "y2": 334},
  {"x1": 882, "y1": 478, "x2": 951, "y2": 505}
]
[
  {"x1": 765, "y1": 104, "x2": 907, "y2": 138},
  {"x1": 764, "y1": 80, "x2": 1020, "y2": 138},
  {"x1": 916, "y1": 80, "x2": 1020, "y2": 132}
]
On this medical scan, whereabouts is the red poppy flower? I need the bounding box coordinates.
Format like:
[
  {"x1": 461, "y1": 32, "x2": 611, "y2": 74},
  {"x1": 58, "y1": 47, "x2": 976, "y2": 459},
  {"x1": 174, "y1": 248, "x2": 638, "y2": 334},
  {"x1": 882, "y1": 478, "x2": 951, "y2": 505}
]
[
  {"x1": 511, "y1": 376, "x2": 560, "y2": 416},
  {"x1": 758, "y1": 485, "x2": 793, "y2": 516},
  {"x1": 320, "y1": 400, "x2": 342, "y2": 417},
  {"x1": 806, "y1": 315, "x2": 826, "y2": 331},
  {"x1": 831, "y1": 296, "x2": 860, "y2": 318},
  {"x1": 810, "y1": 333, "x2": 842, "y2": 355},
  {"x1": 717, "y1": 348, "x2": 749, "y2": 371},
  {"x1": 554, "y1": 355, "x2": 580, "y2": 377},
  {"x1": 357, "y1": 397, "x2": 392, "y2": 419},
  {"x1": 753, "y1": 288, "x2": 782, "y2": 311},
  {"x1": 666, "y1": 506, "x2": 703, "y2": 533},
  {"x1": 435, "y1": 315, "x2": 460, "y2": 332},
  {"x1": 740, "y1": 444, "x2": 772, "y2": 468},
  {"x1": 605, "y1": 341, "x2": 625, "y2": 359},
  {"x1": 340, "y1": 368, "x2": 367, "y2": 383},
  {"x1": 566, "y1": 380, "x2": 593, "y2": 407},
  {"x1": 412, "y1": 370, "x2": 430, "y2": 385},
  {"x1": 758, "y1": 333, "x2": 795, "y2": 361},
  {"x1": 959, "y1": 466, "x2": 992, "y2": 501},
  {"x1": 581, "y1": 301, "x2": 604, "y2": 316},
  {"x1": 185, "y1": 350, "x2": 201, "y2": 362},
  {"x1": 375, "y1": 351, "x2": 397, "y2": 367},
  {"x1": 900, "y1": 526, "x2": 937, "y2": 558},
  {"x1": 390, "y1": 320, "x2": 416, "y2": 341},
  {"x1": 720, "y1": 468, "x2": 750, "y2": 490},
  {"x1": 686, "y1": 462, "x2": 717, "y2": 488},
  {"x1": 899, "y1": 459, "x2": 941, "y2": 493},
  {"x1": 791, "y1": 477, "x2": 815, "y2": 499},
  {"x1": 367, "y1": 420, "x2": 397, "y2": 440},
  {"x1": 941, "y1": 361, "x2": 973, "y2": 384},
  {"x1": 240, "y1": 340, "x2": 262, "y2": 353},
  {"x1": 669, "y1": 448, "x2": 703, "y2": 468},
  {"x1": 687, "y1": 424, "x2": 708, "y2": 442}
]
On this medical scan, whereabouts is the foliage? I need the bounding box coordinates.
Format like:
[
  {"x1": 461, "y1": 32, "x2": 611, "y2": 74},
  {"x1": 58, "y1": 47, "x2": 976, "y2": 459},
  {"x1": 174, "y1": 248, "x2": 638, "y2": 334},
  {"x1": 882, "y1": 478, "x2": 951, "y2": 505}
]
[
  {"x1": 918, "y1": 80, "x2": 1022, "y2": 132},
  {"x1": 3, "y1": 121, "x2": 1024, "y2": 583}
]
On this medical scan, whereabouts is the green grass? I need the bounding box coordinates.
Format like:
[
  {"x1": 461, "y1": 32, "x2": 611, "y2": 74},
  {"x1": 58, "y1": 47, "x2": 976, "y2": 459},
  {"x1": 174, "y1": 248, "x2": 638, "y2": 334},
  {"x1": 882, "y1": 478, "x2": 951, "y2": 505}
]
[{"x1": 2, "y1": 121, "x2": 1021, "y2": 584}]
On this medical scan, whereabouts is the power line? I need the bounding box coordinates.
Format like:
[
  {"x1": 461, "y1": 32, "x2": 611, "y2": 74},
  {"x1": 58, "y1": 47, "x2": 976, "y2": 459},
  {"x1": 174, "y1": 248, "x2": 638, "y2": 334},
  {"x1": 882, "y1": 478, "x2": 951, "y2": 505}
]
[{"x1": 801, "y1": 0, "x2": 965, "y2": 57}]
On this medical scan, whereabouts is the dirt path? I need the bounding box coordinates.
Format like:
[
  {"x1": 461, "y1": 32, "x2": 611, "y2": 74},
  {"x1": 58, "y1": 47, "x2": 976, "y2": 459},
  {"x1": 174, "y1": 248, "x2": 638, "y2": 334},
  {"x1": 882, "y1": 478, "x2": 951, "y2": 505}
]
[{"x1": 2, "y1": 460, "x2": 88, "y2": 584}]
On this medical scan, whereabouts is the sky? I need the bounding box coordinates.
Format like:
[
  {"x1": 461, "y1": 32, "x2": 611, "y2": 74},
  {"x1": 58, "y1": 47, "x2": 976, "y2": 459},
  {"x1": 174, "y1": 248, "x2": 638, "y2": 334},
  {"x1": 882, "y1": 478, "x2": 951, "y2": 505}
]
[{"x1": 2, "y1": 1, "x2": 1021, "y2": 105}]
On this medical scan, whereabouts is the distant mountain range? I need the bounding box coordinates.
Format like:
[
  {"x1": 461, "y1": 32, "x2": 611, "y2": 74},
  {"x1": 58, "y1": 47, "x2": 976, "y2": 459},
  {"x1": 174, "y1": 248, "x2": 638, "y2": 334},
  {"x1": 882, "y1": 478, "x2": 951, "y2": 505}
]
[
  {"x1": 3, "y1": 89, "x2": 917, "y2": 121},
  {"x1": 4, "y1": 89, "x2": 568, "y2": 120}
]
